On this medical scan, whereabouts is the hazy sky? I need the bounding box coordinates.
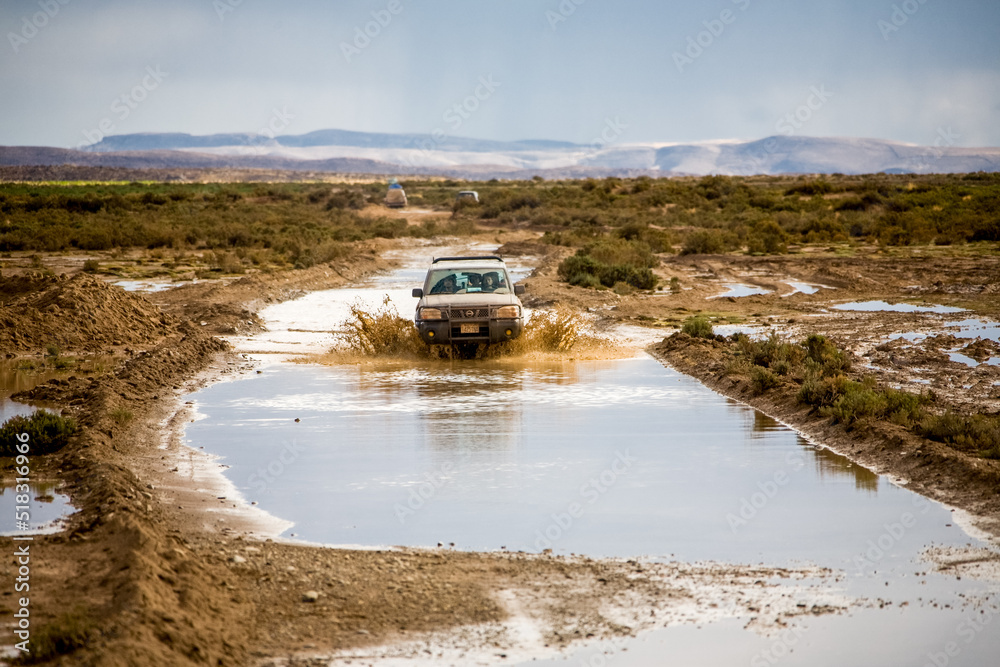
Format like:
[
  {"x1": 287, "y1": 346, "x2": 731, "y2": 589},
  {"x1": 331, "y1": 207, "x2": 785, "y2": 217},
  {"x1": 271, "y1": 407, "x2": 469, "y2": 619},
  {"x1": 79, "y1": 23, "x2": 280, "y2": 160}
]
[{"x1": 2, "y1": 0, "x2": 998, "y2": 149}]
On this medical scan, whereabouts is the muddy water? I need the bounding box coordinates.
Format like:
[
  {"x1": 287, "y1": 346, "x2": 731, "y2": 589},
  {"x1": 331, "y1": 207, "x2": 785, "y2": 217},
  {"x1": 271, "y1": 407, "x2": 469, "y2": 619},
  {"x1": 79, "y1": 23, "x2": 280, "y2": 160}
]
[
  {"x1": 182, "y1": 251, "x2": 1000, "y2": 666},
  {"x1": 0, "y1": 363, "x2": 77, "y2": 534}
]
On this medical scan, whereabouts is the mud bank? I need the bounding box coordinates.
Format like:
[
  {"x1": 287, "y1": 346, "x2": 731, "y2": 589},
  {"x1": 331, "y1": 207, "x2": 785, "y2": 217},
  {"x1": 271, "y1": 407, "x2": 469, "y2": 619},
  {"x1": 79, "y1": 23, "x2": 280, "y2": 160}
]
[{"x1": 648, "y1": 333, "x2": 1000, "y2": 542}]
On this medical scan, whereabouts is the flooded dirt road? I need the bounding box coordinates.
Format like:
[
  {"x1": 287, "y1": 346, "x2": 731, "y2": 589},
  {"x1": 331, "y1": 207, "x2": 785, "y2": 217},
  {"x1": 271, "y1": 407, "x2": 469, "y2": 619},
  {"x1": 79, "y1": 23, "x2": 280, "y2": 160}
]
[{"x1": 176, "y1": 247, "x2": 1000, "y2": 666}]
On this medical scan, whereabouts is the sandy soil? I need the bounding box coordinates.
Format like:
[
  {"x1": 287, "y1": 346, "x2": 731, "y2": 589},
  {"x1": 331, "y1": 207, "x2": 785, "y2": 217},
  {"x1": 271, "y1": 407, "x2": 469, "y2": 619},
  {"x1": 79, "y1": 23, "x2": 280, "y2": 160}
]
[{"x1": 3, "y1": 229, "x2": 999, "y2": 665}]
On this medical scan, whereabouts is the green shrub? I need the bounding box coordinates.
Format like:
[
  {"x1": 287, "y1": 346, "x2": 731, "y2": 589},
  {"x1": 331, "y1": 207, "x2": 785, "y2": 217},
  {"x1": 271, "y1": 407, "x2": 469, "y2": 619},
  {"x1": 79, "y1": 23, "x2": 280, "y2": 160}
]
[
  {"x1": 681, "y1": 229, "x2": 730, "y2": 255},
  {"x1": 803, "y1": 334, "x2": 851, "y2": 375},
  {"x1": 557, "y1": 244, "x2": 658, "y2": 291},
  {"x1": 797, "y1": 372, "x2": 849, "y2": 407},
  {"x1": 0, "y1": 410, "x2": 78, "y2": 455},
  {"x1": 110, "y1": 407, "x2": 134, "y2": 427},
  {"x1": 681, "y1": 316, "x2": 714, "y2": 339},
  {"x1": 750, "y1": 366, "x2": 782, "y2": 395},
  {"x1": 823, "y1": 379, "x2": 887, "y2": 426},
  {"x1": 82, "y1": 259, "x2": 99, "y2": 273},
  {"x1": 918, "y1": 413, "x2": 1000, "y2": 456},
  {"x1": 736, "y1": 333, "x2": 804, "y2": 369},
  {"x1": 25, "y1": 607, "x2": 94, "y2": 662}
]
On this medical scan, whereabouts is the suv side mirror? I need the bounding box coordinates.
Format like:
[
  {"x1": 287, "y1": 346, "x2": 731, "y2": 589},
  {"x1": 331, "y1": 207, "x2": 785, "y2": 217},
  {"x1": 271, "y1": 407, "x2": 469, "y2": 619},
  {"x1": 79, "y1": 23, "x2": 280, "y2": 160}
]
[
  {"x1": 514, "y1": 284, "x2": 525, "y2": 296},
  {"x1": 412, "y1": 288, "x2": 423, "y2": 298}
]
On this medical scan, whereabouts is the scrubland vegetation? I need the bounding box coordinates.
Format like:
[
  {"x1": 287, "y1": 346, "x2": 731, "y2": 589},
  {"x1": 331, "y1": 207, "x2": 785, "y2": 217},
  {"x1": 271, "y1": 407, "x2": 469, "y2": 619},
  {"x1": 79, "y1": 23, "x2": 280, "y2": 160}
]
[
  {"x1": 3, "y1": 173, "x2": 997, "y2": 279},
  {"x1": 682, "y1": 318, "x2": 1000, "y2": 460}
]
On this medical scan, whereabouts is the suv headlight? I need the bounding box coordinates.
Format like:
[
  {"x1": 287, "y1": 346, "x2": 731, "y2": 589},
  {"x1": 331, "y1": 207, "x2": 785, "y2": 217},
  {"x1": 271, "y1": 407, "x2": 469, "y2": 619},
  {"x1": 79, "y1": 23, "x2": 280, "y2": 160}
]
[
  {"x1": 418, "y1": 307, "x2": 444, "y2": 321},
  {"x1": 496, "y1": 305, "x2": 520, "y2": 319}
]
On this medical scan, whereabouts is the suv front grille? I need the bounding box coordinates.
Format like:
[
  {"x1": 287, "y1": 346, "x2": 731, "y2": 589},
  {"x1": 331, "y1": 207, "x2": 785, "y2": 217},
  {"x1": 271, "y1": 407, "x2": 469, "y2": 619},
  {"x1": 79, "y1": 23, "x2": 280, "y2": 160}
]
[{"x1": 447, "y1": 307, "x2": 490, "y2": 319}]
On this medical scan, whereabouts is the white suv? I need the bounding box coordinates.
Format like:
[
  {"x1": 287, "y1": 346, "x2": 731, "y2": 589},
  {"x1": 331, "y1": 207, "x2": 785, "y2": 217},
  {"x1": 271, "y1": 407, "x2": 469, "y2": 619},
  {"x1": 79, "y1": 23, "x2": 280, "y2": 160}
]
[{"x1": 411, "y1": 256, "x2": 525, "y2": 346}]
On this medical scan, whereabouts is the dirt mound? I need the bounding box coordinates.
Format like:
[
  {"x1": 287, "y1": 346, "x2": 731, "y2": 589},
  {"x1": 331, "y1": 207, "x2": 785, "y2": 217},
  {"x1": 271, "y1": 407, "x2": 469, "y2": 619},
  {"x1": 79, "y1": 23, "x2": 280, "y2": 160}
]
[{"x1": 0, "y1": 272, "x2": 174, "y2": 354}]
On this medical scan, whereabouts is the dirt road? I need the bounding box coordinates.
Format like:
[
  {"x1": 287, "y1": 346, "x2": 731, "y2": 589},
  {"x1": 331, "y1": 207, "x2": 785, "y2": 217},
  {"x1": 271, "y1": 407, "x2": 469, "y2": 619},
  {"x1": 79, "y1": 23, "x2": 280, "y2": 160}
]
[{"x1": 3, "y1": 227, "x2": 999, "y2": 665}]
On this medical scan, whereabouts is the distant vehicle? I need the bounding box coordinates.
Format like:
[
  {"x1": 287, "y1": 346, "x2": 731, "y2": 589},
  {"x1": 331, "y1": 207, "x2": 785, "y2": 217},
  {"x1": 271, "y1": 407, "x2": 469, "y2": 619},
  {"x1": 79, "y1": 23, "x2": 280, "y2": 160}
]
[
  {"x1": 385, "y1": 183, "x2": 407, "y2": 208},
  {"x1": 412, "y1": 255, "x2": 525, "y2": 347},
  {"x1": 455, "y1": 190, "x2": 479, "y2": 203}
]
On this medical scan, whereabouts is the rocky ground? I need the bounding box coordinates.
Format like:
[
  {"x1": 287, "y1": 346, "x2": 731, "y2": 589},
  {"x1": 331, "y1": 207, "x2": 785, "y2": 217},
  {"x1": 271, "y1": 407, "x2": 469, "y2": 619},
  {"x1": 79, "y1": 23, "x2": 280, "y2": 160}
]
[{"x1": 2, "y1": 231, "x2": 999, "y2": 665}]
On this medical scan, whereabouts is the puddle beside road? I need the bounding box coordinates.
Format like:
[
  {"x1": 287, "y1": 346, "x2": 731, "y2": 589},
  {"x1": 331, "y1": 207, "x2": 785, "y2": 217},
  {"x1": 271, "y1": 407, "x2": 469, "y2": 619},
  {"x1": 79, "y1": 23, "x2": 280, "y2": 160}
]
[
  {"x1": 708, "y1": 283, "x2": 771, "y2": 299},
  {"x1": 782, "y1": 281, "x2": 833, "y2": 296},
  {"x1": 179, "y1": 249, "x2": 1000, "y2": 666},
  {"x1": 833, "y1": 300, "x2": 967, "y2": 314},
  {"x1": 113, "y1": 279, "x2": 186, "y2": 293},
  {"x1": 0, "y1": 483, "x2": 74, "y2": 536}
]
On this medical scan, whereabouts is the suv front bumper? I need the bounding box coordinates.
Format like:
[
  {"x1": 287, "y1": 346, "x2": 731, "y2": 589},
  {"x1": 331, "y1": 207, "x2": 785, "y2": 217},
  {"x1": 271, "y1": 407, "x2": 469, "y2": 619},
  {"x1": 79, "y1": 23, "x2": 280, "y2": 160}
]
[{"x1": 416, "y1": 317, "x2": 523, "y2": 345}]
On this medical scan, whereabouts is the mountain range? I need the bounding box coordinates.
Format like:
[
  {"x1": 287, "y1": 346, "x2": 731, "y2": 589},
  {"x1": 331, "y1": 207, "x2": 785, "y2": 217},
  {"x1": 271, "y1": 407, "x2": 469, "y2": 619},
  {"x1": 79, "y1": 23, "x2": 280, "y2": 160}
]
[{"x1": 2, "y1": 131, "x2": 999, "y2": 179}]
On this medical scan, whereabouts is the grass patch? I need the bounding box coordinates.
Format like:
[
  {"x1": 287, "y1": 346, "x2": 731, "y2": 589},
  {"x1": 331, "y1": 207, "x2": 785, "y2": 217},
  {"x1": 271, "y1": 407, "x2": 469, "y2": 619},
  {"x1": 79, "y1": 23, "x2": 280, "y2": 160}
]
[
  {"x1": 557, "y1": 238, "x2": 659, "y2": 291},
  {"x1": 681, "y1": 315, "x2": 714, "y2": 339},
  {"x1": 0, "y1": 410, "x2": 77, "y2": 455},
  {"x1": 21, "y1": 607, "x2": 94, "y2": 663},
  {"x1": 918, "y1": 412, "x2": 1000, "y2": 457},
  {"x1": 109, "y1": 407, "x2": 134, "y2": 427}
]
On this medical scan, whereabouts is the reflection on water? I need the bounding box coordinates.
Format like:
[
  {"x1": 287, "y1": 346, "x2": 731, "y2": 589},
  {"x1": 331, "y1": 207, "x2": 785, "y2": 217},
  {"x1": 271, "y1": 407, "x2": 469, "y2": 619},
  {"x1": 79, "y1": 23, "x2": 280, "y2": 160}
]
[
  {"x1": 833, "y1": 300, "x2": 966, "y2": 314},
  {"x1": 0, "y1": 483, "x2": 74, "y2": 535},
  {"x1": 812, "y1": 444, "x2": 880, "y2": 493},
  {"x1": 736, "y1": 404, "x2": 879, "y2": 492},
  {"x1": 185, "y1": 357, "x2": 974, "y2": 570}
]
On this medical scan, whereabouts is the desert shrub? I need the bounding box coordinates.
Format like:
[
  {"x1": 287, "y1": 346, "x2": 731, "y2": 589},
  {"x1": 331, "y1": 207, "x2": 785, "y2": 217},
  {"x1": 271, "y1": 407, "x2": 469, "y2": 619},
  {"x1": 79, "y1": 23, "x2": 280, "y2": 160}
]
[
  {"x1": 82, "y1": 259, "x2": 99, "y2": 273},
  {"x1": 24, "y1": 608, "x2": 94, "y2": 662},
  {"x1": 803, "y1": 334, "x2": 851, "y2": 375},
  {"x1": 681, "y1": 316, "x2": 714, "y2": 339},
  {"x1": 746, "y1": 219, "x2": 790, "y2": 254},
  {"x1": 568, "y1": 271, "x2": 602, "y2": 289},
  {"x1": 823, "y1": 378, "x2": 886, "y2": 426},
  {"x1": 681, "y1": 229, "x2": 731, "y2": 255},
  {"x1": 736, "y1": 333, "x2": 804, "y2": 369},
  {"x1": 582, "y1": 237, "x2": 657, "y2": 269},
  {"x1": 325, "y1": 190, "x2": 366, "y2": 210},
  {"x1": 0, "y1": 410, "x2": 78, "y2": 455},
  {"x1": 557, "y1": 241, "x2": 658, "y2": 291},
  {"x1": 918, "y1": 413, "x2": 1000, "y2": 456},
  {"x1": 785, "y1": 179, "x2": 833, "y2": 196},
  {"x1": 750, "y1": 366, "x2": 781, "y2": 395},
  {"x1": 110, "y1": 407, "x2": 134, "y2": 427},
  {"x1": 797, "y1": 372, "x2": 850, "y2": 407}
]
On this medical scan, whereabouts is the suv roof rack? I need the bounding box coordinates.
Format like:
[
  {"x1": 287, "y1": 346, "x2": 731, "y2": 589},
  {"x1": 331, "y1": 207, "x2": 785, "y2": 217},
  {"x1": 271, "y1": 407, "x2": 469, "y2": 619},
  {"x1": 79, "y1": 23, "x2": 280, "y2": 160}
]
[{"x1": 431, "y1": 255, "x2": 503, "y2": 263}]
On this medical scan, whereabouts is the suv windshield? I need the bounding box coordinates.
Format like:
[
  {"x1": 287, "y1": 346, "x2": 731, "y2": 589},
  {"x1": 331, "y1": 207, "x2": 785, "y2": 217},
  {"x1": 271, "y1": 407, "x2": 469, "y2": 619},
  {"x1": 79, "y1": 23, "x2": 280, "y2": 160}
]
[{"x1": 428, "y1": 269, "x2": 510, "y2": 294}]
